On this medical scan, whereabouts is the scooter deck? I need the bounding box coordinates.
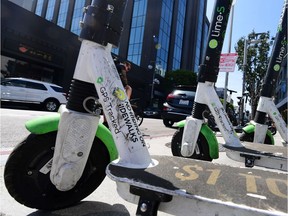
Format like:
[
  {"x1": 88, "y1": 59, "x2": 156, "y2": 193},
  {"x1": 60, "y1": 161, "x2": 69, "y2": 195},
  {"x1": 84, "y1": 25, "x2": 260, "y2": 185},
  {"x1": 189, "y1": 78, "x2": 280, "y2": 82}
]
[
  {"x1": 107, "y1": 155, "x2": 287, "y2": 215},
  {"x1": 224, "y1": 142, "x2": 287, "y2": 171}
]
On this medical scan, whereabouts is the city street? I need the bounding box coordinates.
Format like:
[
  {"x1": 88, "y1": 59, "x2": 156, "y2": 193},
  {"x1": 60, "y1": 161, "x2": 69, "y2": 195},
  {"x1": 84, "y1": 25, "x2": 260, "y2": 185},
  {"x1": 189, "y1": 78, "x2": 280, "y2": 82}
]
[{"x1": 0, "y1": 108, "x2": 286, "y2": 216}]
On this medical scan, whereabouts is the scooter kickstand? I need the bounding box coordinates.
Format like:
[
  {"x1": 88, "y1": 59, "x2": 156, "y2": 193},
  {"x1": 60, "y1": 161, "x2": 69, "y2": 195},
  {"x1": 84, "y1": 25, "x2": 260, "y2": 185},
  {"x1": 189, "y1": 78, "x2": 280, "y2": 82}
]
[{"x1": 130, "y1": 186, "x2": 172, "y2": 216}]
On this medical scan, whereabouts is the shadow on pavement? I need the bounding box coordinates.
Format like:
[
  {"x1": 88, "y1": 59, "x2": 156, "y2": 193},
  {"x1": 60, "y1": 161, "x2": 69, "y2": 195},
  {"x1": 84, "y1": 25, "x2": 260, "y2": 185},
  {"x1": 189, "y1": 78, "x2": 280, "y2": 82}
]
[
  {"x1": 27, "y1": 201, "x2": 130, "y2": 216},
  {"x1": 1, "y1": 101, "x2": 43, "y2": 111}
]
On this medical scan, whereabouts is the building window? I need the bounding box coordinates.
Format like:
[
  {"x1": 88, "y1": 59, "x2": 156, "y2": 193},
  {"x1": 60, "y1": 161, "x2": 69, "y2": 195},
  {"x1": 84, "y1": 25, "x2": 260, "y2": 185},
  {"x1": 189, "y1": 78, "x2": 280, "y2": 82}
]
[
  {"x1": 201, "y1": 21, "x2": 209, "y2": 63},
  {"x1": 112, "y1": 47, "x2": 119, "y2": 55},
  {"x1": 70, "y1": 0, "x2": 85, "y2": 35},
  {"x1": 156, "y1": 0, "x2": 174, "y2": 75},
  {"x1": 172, "y1": 0, "x2": 186, "y2": 70},
  {"x1": 45, "y1": 0, "x2": 56, "y2": 21},
  {"x1": 35, "y1": 0, "x2": 44, "y2": 16},
  {"x1": 127, "y1": 0, "x2": 148, "y2": 65},
  {"x1": 194, "y1": 0, "x2": 204, "y2": 72},
  {"x1": 57, "y1": 0, "x2": 69, "y2": 28}
]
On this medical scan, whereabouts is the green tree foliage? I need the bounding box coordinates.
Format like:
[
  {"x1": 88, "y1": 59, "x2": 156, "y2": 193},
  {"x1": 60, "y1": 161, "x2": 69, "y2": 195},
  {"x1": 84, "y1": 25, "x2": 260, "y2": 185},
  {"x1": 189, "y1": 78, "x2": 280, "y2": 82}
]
[
  {"x1": 235, "y1": 31, "x2": 271, "y2": 118},
  {"x1": 165, "y1": 69, "x2": 197, "y2": 86}
]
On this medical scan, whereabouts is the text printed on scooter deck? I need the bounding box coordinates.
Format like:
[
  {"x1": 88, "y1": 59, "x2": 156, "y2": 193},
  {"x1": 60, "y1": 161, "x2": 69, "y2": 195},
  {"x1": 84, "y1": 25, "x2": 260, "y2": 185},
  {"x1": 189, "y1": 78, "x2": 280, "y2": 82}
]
[{"x1": 107, "y1": 156, "x2": 287, "y2": 213}]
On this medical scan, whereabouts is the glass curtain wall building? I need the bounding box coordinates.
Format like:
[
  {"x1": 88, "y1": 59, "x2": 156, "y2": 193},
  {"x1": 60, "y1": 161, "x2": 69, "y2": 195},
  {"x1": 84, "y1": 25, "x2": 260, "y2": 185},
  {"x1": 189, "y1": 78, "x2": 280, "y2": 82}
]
[
  {"x1": 172, "y1": 0, "x2": 186, "y2": 71},
  {"x1": 29, "y1": 0, "x2": 208, "y2": 77},
  {"x1": 127, "y1": 0, "x2": 148, "y2": 65},
  {"x1": 57, "y1": 0, "x2": 69, "y2": 28},
  {"x1": 155, "y1": 0, "x2": 173, "y2": 75}
]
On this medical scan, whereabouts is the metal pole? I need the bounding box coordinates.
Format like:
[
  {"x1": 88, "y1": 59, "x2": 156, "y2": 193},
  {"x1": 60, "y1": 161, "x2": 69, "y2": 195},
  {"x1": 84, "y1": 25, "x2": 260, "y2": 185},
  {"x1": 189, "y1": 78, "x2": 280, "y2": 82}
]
[
  {"x1": 223, "y1": 4, "x2": 235, "y2": 110},
  {"x1": 241, "y1": 39, "x2": 248, "y2": 125}
]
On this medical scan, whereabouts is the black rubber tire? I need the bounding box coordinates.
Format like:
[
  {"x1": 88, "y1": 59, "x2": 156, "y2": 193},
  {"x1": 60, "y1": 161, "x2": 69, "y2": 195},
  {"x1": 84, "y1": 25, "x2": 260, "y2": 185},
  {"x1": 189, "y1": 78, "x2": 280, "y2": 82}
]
[
  {"x1": 171, "y1": 127, "x2": 212, "y2": 161},
  {"x1": 136, "y1": 114, "x2": 144, "y2": 126},
  {"x1": 4, "y1": 131, "x2": 110, "y2": 210},
  {"x1": 268, "y1": 126, "x2": 277, "y2": 136},
  {"x1": 163, "y1": 119, "x2": 174, "y2": 127},
  {"x1": 239, "y1": 131, "x2": 273, "y2": 145},
  {"x1": 43, "y1": 99, "x2": 59, "y2": 112}
]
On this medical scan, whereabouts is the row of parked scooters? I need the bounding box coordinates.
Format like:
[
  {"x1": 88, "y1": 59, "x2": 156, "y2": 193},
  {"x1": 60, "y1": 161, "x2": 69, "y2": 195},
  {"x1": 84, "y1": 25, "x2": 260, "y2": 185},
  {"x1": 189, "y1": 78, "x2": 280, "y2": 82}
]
[{"x1": 3, "y1": 0, "x2": 287, "y2": 215}]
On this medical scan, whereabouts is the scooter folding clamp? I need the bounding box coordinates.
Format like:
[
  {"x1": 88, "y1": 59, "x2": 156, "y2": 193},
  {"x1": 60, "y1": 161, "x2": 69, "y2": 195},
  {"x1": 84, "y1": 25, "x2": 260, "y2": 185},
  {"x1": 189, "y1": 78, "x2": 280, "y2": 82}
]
[
  {"x1": 130, "y1": 185, "x2": 172, "y2": 216},
  {"x1": 240, "y1": 153, "x2": 261, "y2": 168}
]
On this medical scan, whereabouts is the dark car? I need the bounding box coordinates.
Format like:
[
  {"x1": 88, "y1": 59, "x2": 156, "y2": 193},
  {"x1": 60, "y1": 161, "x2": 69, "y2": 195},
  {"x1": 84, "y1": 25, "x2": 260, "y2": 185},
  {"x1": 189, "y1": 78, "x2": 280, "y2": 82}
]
[{"x1": 161, "y1": 85, "x2": 196, "y2": 127}]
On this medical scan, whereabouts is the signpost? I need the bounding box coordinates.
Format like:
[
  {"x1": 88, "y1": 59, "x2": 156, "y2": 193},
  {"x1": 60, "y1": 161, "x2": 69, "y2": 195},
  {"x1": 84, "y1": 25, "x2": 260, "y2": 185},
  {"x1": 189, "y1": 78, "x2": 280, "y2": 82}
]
[{"x1": 219, "y1": 53, "x2": 238, "y2": 72}]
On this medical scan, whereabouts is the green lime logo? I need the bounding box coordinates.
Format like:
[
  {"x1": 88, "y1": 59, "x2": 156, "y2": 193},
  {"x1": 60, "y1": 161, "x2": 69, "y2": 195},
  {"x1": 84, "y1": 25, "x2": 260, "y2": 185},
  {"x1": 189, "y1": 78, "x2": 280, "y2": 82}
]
[
  {"x1": 97, "y1": 77, "x2": 104, "y2": 83},
  {"x1": 209, "y1": 39, "x2": 218, "y2": 49},
  {"x1": 273, "y1": 64, "x2": 280, "y2": 71}
]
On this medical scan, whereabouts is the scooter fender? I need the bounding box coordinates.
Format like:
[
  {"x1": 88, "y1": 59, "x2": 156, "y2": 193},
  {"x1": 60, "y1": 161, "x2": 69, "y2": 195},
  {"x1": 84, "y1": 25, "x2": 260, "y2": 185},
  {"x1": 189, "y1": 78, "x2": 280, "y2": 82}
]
[
  {"x1": 25, "y1": 113, "x2": 118, "y2": 161},
  {"x1": 176, "y1": 120, "x2": 219, "y2": 159},
  {"x1": 242, "y1": 123, "x2": 275, "y2": 145}
]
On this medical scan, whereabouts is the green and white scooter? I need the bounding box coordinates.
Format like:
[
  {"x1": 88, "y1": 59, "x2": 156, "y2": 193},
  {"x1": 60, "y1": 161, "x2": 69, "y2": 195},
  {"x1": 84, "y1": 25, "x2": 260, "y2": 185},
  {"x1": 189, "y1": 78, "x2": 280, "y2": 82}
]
[
  {"x1": 172, "y1": 0, "x2": 287, "y2": 171},
  {"x1": 239, "y1": 4, "x2": 287, "y2": 145}
]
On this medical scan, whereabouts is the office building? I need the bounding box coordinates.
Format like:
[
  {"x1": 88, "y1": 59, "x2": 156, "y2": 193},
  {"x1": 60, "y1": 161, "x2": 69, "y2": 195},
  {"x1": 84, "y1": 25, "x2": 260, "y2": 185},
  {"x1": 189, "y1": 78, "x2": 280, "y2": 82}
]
[
  {"x1": 28, "y1": 0, "x2": 208, "y2": 75},
  {"x1": 2, "y1": 0, "x2": 209, "y2": 109}
]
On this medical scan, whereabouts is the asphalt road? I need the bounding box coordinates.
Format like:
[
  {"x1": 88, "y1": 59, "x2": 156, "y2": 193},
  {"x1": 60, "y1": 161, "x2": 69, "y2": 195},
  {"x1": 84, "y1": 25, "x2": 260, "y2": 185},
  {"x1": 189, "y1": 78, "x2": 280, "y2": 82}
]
[{"x1": 0, "y1": 108, "x2": 287, "y2": 216}]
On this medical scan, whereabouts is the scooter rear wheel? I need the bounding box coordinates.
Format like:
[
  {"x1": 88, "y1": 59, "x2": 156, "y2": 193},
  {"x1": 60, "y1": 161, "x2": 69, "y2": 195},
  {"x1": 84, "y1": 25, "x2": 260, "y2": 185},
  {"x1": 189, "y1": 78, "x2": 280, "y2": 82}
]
[
  {"x1": 171, "y1": 128, "x2": 212, "y2": 161},
  {"x1": 4, "y1": 131, "x2": 110, "y2": 210}
]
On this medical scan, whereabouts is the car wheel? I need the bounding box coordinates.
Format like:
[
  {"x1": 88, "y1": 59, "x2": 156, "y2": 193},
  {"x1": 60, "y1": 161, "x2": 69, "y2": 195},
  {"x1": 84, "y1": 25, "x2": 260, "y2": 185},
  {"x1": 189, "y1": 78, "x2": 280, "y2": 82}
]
[
  {"x1": 163, "y1": 119, "x2": 174, "y2": 127},
  {"x1": 43, "y1": 99, "x2": 59, "y2": 112}
]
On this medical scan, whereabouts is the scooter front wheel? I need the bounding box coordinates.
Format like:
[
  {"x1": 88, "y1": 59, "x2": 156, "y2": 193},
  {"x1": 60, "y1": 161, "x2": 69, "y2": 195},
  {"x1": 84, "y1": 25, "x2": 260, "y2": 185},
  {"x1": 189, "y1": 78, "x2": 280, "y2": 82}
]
[
  {"x1": 239, "y1": 131, "x2": 273, "y2": 145},
  {"x1": 4, "y1": 131, "x2": 110, "y2": 210},
  {"x1": 171, "y1": 128, "x2": 212, "y2": 161}
]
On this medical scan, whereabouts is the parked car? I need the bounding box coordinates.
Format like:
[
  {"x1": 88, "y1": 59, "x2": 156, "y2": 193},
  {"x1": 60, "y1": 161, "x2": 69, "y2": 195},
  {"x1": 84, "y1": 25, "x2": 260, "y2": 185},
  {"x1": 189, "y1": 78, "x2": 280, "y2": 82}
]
[
  {"x1": 161, "y1": 85, "x2": 196, "y2": 127},
  {"x1": 1, "y1": 77, "x2": 67, "y2": 112}
]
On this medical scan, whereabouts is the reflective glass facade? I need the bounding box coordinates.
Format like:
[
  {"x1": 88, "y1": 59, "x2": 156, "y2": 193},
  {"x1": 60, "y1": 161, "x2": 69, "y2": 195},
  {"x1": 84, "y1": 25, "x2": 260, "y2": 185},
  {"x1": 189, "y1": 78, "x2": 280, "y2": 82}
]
[
  {"x1": 156, "y1": 0, "x2": 173, "y2": 73},
  {"x1": 194, "y1": 0, "x2": 205, "y2": 72},
  {"x1": 45, "y1": 0, "x2": 56, "y2": 21},
  {"x1": 57, "y1": 0, "x2": 69, "y2": 28},
  {"x1": 172, "y1": 0, "x2": 186, "y2": 70},
  {"x1": 32, "y1": 0, "x2": 208, "y2": 76},
  {"x1": 35, "y1": 0, "x2": 44, "y2": 16},
  {"x1": 202, "y1": 19, "x2": 209, "y2": 62},
  {"x1": 70, "y1": 0, "x2": 85, "y2": 35},
  {"x1": 127, "y1": 0, "x2": 148, "y2": 65}
]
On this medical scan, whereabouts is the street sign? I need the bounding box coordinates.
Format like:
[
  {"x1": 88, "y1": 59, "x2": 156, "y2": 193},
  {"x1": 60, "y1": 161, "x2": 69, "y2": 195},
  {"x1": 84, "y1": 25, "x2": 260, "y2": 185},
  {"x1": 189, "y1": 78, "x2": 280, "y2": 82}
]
[{"x1": 219, "y1": 53, "x2": 238, "y2": 72}]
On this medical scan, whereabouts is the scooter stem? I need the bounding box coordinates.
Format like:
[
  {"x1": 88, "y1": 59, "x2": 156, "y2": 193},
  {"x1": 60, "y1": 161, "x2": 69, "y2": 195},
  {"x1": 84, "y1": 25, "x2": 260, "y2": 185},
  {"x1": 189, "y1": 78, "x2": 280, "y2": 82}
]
[{"x1": 50, "y1": 0, "x2": 153, "y2": 191}]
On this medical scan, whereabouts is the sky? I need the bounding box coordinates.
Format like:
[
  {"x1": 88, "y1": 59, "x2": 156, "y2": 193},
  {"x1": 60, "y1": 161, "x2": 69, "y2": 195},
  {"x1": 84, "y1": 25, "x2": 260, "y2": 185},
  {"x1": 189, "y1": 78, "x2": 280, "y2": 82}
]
[{"x1": 206, "y1": 0, "x2": 284, "y2": 109}]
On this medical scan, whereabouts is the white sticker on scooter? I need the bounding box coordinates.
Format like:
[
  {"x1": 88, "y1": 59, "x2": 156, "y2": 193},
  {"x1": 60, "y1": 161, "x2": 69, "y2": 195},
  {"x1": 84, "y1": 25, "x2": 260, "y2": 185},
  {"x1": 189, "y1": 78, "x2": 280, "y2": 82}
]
[{"x1": 39, "y1": 158, "x2": 53, "y2": 174}]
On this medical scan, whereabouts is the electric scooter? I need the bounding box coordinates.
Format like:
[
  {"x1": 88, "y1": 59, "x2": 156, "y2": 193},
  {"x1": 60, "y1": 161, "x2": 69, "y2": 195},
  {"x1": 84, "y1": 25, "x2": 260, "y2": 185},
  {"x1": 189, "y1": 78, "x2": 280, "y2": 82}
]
[
  {"x1": 4, "y1": 0, "x2": 287, "y2": 215},
  {"x1": 171, "y1": 0, "x2": 287, "y2": 170},
  {"x1": 239, "y1": 5, "x2": 288, "y2": 145}
]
